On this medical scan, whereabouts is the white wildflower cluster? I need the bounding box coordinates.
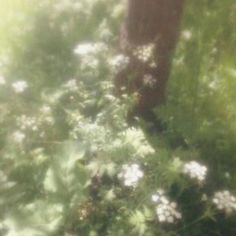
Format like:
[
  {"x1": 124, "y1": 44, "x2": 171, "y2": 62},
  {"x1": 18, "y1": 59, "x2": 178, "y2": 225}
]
[
  {"x1": 63, "y1": 79, "x2": 78, "y2": 92},
  {"x1": 80, "y1": 56, "x2": 99, "y2": 70},
  {"x1": 133, "y1": 43, "x2": 155, "y2": 63},
  {"x1": 109, "y1": 54, "x2": 130, "y2": 73},
  {"x1": 12, "y1": 80, "x2": 28, "y2": 93},
  {"x1": 0, "y1": 75, "x2": 6, "y2": 85},
  {"x1": 118, "y1": 164, "x2": 144, "y2": 187},
  {"x1": 16, "y1": 115, "x2": 38, "y2": 131},
  {"x1": 181, "y1": 30, "x2": 192, "y2": 41},
  {"x1": 74, "y1": 42, "x2": 108, "y2": 70},
  {"x1": 143, "y1": 74, "x2": 156, "y2": 88},
  {"x1": 40, "y1": 105, "x2": 52, "y2": 115},
  {"x1": 212, "y1": 190, "x2": 236, "y2": 214},
  {"x1": 183, "y1": 161, "x2": 207, "y2": 183},
  {"x1": 12, "y1": 131, "x2": 26, "y2": 143},
  {"x1": 152, "y1": 189, "x2": 182, "y2": 223},
  {"x1": 74, "y1": 43, "x2": 98, "y2": 56},
  {"x1": 15, "y1": 109, "x2": 54, "y2": 134},
  {"x1": 74, "y1": 42, "x2": 107, "y2": 56},
  {"x1": 39, "y1": 105, "x2": 54, "y2": 125}
]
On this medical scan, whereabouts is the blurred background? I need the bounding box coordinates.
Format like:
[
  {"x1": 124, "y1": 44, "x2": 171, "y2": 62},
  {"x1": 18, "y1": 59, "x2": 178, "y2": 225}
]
[{"x1": 0, "y1": 0, "x2": 236, "y2": 235}]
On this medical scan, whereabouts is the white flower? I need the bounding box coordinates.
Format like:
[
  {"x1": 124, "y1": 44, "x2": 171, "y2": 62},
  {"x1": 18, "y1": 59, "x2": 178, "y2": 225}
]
[
  {"x1": 183, "y1": 161, "x2": 207, "y2": 183},
  {"x1": 143, "y1": 74, "x2": 156, "y2": 88},
  {"x1": 44, "y1": 116, "x2": 54, "y2": 125},
  {"x1": 109, "y1": 54, "x2": 130, "y2": 73},
  {"x1": 16, "y1": 115, "x2": 38, "y2": 131},
  {"x1": 182, "y1": 30, "x2": 192, "y2": 41},
  {"x1": 40, "y1": 105, "x2": 51, "y2": 115},
  {"x1": 82, "y1": 57, "x2": 99, "y2": 69},
  {"x1": 74, "y1": 43, "x2": 96, "y2": 56},
  {"x1": 63, "y1": 79, "x2": 78, "y2": 91},
  {"x1": 133, "y1": 43, "x2": 155, "y2": 62},
  {"x1": 212, "y1": 190, "x2": 236, "y2": 214},
  {"x1": 74, "y1": 42, "x2": 107, "y2": 56},
  {"x1": 0, "y1": 75, "x2": 6, "y2": 85},
  {"x1": 151, "y1": 189, "x2": 165, "y2": 203},
  {"x1": 152, "y1": 190, "x2": 182, "y2": 224},
  {"x1": 118, "y1": 164, "x2": 144, "y2": 187},
  {"x1": 12, "y1": 131, "x2": 25, "y2": 143},
  {"x1": 12, "y1": 80, "x2": 28, "y2": 93},
  {"x1": 74, "y1": 42, "x2": 107, "y2": 70},
  {"x1": 152, "y1": 194, "x2": 160, "y2": 203}
]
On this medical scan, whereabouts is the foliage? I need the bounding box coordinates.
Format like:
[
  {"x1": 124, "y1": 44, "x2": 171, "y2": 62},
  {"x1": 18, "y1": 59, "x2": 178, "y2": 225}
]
[{"x1": 0, "y1": 0, "x2": 236, "y2": 235}]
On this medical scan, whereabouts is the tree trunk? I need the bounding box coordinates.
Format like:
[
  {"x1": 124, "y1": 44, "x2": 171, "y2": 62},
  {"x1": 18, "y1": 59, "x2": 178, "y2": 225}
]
[{"x1": 115, "y1": 0, "x2": 185, "y2": 123}]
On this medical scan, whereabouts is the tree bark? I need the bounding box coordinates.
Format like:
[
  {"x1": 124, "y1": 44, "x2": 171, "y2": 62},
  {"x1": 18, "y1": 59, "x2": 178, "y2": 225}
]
[{"x1": 115, "y1": 0, "x2": 185, "y2": 122}]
